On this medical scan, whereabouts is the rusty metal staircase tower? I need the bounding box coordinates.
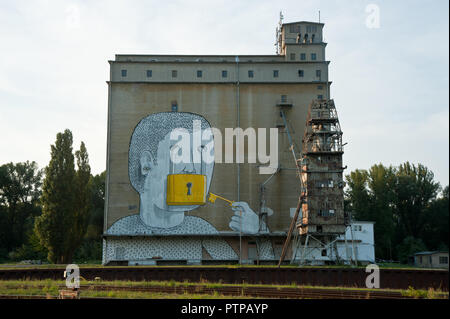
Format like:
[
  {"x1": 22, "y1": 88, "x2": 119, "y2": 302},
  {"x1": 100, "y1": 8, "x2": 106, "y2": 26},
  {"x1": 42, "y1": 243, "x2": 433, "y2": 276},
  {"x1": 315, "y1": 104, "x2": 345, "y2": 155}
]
[{"x1": 278, "y1": 99, "x2": 352, "y2": 266}]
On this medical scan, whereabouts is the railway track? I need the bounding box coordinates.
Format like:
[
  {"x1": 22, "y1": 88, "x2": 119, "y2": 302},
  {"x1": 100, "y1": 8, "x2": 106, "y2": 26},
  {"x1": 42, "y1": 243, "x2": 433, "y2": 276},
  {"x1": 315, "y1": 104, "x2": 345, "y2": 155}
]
[
  {"x1": 0, "y1": 287, "x2": 426, "y2": 299},
  {"x1": 78, "y1": 284, "x2": 420, "y2": 299},
  {"x1": 1, "y1": 284, "x2": 447, "y2": 299},
  {"x1": 0, "y1": 266, "x2": 447, "y2": 291}
]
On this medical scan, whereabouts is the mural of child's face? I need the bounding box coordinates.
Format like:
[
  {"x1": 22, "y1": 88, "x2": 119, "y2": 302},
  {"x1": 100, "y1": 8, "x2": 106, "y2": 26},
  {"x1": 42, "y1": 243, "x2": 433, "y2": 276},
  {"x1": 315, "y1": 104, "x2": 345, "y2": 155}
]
[{"x1": 140, "y1": 128, "x2": 214, "y2": 213}]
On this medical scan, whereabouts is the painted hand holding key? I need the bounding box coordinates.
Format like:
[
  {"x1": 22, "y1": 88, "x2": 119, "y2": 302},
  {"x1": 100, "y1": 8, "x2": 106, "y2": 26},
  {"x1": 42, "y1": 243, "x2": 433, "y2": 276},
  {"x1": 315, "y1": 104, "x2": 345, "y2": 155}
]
[{"x1": 208, "y1": 193, "x2": 259, "y2": 234}]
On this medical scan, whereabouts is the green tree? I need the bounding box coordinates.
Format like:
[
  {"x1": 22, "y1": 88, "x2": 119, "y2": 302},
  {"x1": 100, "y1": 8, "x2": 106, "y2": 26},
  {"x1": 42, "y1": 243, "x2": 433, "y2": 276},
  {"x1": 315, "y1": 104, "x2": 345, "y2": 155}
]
[
  {"x1": 393, "y1": 162, "x2": 440, "y2": 241},
  {"x1": 396, "y1": 236, "x2": 427, "y2": 264},
  {"x1": 35, "y1": 130, "x2": 76, "y2": 263},
  {"x1": 74, "y1": 171, "x2": 105, "y2": 262},
  {"x1": 345, "y1": 164, "x2": 396, "y2": 259},
  {"x1": 346, "y1": 161, "x2": 444, "y2": 262},
  {"x1": 0, "y1": 205, "x2": 8, "y2": 261},
  {"x1": 366, "y1": 164, "x2": 396, "y2": 260},
  {"x1": 345, "y1": 169, "x2": 370, "y2": 220},
  {"x1": 0, "y1": 161, "x2": 43, "y2": 257},
  {"x1": 8, "y1": 231, "x2": 48, "y2": 262},
  {"x1": 87, "y1": 171, "x2": 106, "y2": 238},
  {"x1": 68, "y1": 142, "x2": 92, "y2": 260},
  {"x1": 422, "y1": 186, "x2": 449, "y2": 250},
  {"x1": 35, "y1": 129, "x2": 92, "y2": 264}
]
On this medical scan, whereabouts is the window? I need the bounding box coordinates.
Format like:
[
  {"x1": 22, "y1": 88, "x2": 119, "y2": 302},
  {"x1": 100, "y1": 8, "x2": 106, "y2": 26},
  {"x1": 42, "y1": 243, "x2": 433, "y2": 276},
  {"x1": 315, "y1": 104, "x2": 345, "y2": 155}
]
[
  {"x1": 311, "y1": 53, "x2": 317, "y2": 60},
  {"x1": 281, "y1": 95, "x2": 287, "y2": 103},
  {"x1": 290, "y1": 53, "x2": 295, "y2": 61},
  {"x1": 196, "y1": 70, "x2": 202, "y2": 78},
  {"x1": 121, "y1": 69, "x2": 127, "y2": 77},
  {"x1": 248, "y1": 70, "x2": 254, "y2": 78},
  {"x1": 172, "y1": 70, "x2": 178, "y2": 78},
  {"x1": 429, "y1": 256, "x2": 432, "y2": 264},
  {"x1": 273, "y1": 70, "x2": 279, "y2": 78},
  {"x1": 300, "y1": 53, "x2": 306, "y2": 61},
  {"x1": 146, "y1": 70, "x2": 152, "y2": 77},
  {"x1": 298, "y1": 70, "x2": 304, "y2": 77},
  {"x1": 171, "y1": 102, "x2": 178, "y2": 112},
  {"x1": 319, "y1": 209, "x2": 335, "y2": 217},
  {"x1": 321, "y1": 249, "x2": 327, "y2": 257},
  {"x1": 317, "y1": 85, "x2": 323, "y2": 90},
  {"x1": 316, "y1": 181, "x2": 326, "y2": 188},
  {"x1": 316, "y1": 70, "x2": 321, "y2": 77},
  {"x1": 419, "y1": 256, "x2": 423, "y2": 263},
  {"x1": 306, "y1": 25, "x2": 317, "y2": 33},
  {"x1": 289, "y1": 25, "x2": 300, "y2": 33},
  {"x1": 318, "y1": 95, "x2": 323, "y2": 100},
  {"x1": 222, "y1": 70, "x2": 228, "y2": 78},
  {"x1": 439, "y1": 256, "x2": 448, "y2": 264}
]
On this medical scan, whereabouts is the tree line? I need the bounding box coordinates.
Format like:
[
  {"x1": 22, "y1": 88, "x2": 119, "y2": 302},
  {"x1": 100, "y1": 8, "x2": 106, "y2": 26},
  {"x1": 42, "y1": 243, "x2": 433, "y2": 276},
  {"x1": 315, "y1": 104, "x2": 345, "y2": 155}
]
[
  {"x1": 0, "y1": 129, "x2": 105, "y2": 264},
  {"x1": 345, "y1": 162, "x2": 448, "y2": 263}
]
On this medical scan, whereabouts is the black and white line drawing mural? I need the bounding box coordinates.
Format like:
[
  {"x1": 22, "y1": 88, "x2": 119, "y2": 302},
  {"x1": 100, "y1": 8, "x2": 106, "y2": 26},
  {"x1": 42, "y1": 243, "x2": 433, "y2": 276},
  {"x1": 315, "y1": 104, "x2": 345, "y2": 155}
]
[{"x1": 105, "y1": 112, "x2": 273, "y2": 261}]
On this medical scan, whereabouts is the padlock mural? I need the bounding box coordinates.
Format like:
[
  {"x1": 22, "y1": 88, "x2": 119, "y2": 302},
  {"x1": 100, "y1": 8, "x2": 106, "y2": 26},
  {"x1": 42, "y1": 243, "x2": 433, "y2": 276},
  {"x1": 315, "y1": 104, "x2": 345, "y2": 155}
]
[{"x1": 166, "y1": 174, "x2": 207, "y2": 205}]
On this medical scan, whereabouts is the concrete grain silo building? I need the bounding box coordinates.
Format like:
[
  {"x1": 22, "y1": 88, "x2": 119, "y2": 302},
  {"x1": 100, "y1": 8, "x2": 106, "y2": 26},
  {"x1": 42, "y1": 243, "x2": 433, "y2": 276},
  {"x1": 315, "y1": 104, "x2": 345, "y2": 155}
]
[{"x1": 102, "y1": 19, "x2": 373, "y2": 265}]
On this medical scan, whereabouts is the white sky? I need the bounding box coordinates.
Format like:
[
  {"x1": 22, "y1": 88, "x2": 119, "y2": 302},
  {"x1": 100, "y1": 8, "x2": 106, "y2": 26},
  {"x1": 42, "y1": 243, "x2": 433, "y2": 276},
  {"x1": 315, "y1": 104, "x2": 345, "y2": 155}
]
[{"x1": 0, "y1": 0, "x2": 448, "y2": 187}]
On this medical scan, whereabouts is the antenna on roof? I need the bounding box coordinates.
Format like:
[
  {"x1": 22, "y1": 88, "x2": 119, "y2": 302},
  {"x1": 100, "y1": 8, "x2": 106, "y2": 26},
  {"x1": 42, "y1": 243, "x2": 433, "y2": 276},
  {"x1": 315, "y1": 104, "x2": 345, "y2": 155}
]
[
  {"x1": 275, "y1": 11, "x2": 284, "y2": 55},
  {"x1": 319, "y1": 10, "x2": 321, "y2": 23}
]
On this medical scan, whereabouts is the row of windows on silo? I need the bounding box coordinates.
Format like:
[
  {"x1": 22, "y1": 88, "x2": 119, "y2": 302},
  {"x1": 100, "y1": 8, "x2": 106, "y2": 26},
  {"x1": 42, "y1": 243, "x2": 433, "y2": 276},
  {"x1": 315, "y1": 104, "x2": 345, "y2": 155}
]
[
  {"x1": 290, "y1": 53, "x2": 318, "y2": 61},
  {"x1": 120, "y1": 69, "x2": 322, "y2": 79},
  {"x1": 120, "y1": 69, "x2": 229, "y2": 78},
  {"x1": 296, "y1": 69, "x2": 322, "y2": 78}
]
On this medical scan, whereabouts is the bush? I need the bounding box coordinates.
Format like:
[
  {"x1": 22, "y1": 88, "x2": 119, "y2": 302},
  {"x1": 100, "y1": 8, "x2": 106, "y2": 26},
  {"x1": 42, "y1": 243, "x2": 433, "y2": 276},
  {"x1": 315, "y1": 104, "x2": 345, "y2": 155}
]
[
  {"x1": 73, "y1": 238, "x2": 102, "y2": 262},
  {"x1": 8, "y1": 232, "x2": 48, "y2": 262},
  {"x1": 396, "y1": 237, "x2": 427, "y2": 264}
]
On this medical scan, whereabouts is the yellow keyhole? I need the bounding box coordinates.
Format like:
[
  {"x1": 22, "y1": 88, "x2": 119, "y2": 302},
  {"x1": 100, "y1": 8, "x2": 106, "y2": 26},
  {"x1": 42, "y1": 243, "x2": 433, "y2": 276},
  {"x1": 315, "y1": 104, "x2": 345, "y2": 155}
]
[{"x1": 166, "y1": 174, "x2": 207, "y2": 205}]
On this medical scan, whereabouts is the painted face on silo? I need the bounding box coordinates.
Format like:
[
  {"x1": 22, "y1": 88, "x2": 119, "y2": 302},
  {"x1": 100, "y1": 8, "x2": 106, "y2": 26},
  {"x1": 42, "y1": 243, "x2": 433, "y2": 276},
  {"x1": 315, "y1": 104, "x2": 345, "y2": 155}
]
[{"x1": 139, "y1": 127, "x2": 214, "y2": 213}]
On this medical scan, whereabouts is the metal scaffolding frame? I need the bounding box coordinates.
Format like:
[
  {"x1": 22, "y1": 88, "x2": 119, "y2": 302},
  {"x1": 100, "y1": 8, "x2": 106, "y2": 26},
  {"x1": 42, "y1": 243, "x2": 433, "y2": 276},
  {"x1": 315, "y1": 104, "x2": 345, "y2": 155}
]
[{"x1": 278, "y1": 99, "x2": 351, "y2": 267}]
